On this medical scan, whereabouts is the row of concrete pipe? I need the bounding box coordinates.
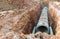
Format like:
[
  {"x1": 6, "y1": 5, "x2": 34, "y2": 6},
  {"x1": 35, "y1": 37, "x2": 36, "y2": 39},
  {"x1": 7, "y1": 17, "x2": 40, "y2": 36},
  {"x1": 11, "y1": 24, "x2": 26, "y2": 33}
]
[{"x1": 32, "y1": 7, "x2": 53, "y2": 35}]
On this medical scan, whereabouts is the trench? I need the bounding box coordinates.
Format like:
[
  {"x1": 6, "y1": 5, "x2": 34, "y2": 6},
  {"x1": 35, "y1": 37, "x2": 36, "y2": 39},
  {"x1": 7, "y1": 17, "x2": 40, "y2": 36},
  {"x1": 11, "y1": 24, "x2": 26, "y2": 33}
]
[{"x1": 0, "y1": 0, "x2": 58, "y2": 39}]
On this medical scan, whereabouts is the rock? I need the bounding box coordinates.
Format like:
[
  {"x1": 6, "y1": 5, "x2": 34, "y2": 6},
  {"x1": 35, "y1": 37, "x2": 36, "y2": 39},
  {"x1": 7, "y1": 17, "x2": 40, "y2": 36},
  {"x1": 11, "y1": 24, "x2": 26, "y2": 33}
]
[
  {"x1": 49, "y1": 2, "x2": 60, "y2": 38},
  {"x1": 0, "y1": 0, "x2": 41, "y2": 38},
  {"x1": 0, "y1": 0, "x2": 41, "y2": 34}
]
